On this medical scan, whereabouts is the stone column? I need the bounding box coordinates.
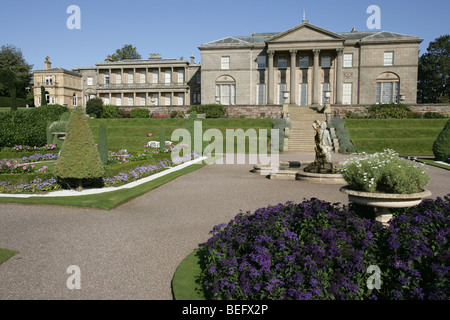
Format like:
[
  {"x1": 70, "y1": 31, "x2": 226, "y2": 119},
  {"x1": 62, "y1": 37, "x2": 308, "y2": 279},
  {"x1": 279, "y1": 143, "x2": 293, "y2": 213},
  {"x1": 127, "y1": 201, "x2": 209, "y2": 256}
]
[
  {"x1": 312, "y1": 49, "x2": 321, "y2": 105},
  {"x1": 267, "y1": 50, "x2": 275, "y2": 105},
  {"x1": 335, "y1": 48, "x2": 344, "y2": 104},
  {"x1": 290, "y1": 50, "x2": 297, "y2": 105}
]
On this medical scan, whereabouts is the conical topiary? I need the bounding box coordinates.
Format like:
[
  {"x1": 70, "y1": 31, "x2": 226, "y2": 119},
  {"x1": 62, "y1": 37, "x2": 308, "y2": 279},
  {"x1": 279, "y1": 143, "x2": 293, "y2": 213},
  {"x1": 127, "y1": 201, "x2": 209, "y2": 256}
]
[
  {"x1": 433, "y1": 119, "x2": 450, "y2": 162},
  {"x1": 55, "y1": 106, "x2": 105, "y2": 191}
]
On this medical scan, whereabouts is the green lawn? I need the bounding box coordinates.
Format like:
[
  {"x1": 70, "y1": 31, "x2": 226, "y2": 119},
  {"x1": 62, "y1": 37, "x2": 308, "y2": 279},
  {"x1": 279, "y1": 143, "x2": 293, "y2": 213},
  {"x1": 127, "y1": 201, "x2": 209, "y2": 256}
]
[
  {"x1": 345, "y1": 119, "x2": 448, "y2": 156},
  {"x1": 88, "y1": 118, "x2": 275, "y2": 153},
  {"x1": 0, "y1": 248, "x2": 18, "y2": 265},
  {"x1": 0, "y1": 162, "x2": 206, "y2": 210}
]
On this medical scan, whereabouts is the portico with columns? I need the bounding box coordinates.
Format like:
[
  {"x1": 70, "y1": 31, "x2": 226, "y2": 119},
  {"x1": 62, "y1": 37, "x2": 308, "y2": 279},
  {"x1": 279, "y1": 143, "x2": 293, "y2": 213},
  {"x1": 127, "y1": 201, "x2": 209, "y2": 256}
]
[{"x1": 264, "y1": 23, "x2": 346, "y2": 106}]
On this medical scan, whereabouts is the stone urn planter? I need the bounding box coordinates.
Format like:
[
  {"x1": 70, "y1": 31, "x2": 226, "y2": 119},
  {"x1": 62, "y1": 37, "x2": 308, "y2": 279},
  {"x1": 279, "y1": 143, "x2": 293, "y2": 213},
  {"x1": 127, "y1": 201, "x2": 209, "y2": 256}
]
[{"x1": 340, "y1": 186, "x2": 432, "y2": 226}]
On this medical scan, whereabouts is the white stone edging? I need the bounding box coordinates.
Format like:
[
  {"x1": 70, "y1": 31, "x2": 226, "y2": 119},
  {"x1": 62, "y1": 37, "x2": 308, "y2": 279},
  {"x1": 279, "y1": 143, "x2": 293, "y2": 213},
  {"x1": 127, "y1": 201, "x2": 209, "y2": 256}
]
[{"x1": 0, "y1": 157, "x2": 207, "y2": 198}]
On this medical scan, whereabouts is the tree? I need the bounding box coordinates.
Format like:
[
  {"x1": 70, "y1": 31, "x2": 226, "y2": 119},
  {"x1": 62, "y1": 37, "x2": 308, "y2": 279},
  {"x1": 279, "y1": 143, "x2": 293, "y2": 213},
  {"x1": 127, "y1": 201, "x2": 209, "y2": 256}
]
[
  {"x1": 111, "y1": 44, "x2": 141, "y2": 61},
  {"x1": 433, "y1": 119, "x2": 450, "y2": 162},
  {"x1": 418, "y1": 35, "x2": 450, "y2": 103},
  {"x1": 55, "y1": 106, "x2": 105, "y2": 191},
  {"x1": 40, "y1": 86, "x2": 47, "y2": 106},
  {"x1": 0, "y1": 44, "x2": 32, "y2": 99},
  {"x1": 86, "y1": 97, "x2": 103, "y2": 117}
]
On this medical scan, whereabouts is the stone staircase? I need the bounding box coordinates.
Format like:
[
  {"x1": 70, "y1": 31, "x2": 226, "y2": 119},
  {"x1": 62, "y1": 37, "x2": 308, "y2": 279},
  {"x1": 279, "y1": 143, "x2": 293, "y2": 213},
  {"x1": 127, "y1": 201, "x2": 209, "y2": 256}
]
[{"x1": 286, "y1": 106, "x2": 326, "y2": 153}]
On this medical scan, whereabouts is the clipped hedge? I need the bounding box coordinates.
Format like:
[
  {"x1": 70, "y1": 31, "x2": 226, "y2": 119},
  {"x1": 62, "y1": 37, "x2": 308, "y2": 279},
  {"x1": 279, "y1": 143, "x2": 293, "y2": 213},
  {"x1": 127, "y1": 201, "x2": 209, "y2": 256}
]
[
  {"x1": 0, "y1": 96, "x2": 29, "y2": 108},
  {"x1": 433, "y1": 119, "x2": 450, "y2": 162},
  {"x1": 188, "y1": 104, "x2": 227, "y2": 118},
  {"x1": 0, "y1": 105, "x2": 69, "y2": 149},
  {"x1": 0, "y1": 172, "x2": 55, "y2": 185}
]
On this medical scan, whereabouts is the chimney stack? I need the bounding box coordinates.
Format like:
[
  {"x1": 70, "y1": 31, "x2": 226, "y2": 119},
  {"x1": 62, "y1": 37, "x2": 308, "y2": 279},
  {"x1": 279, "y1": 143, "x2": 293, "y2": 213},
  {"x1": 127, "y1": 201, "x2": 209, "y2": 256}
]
[{"x1": 44, "y1": 56, "x2": 51, "y2": 70}]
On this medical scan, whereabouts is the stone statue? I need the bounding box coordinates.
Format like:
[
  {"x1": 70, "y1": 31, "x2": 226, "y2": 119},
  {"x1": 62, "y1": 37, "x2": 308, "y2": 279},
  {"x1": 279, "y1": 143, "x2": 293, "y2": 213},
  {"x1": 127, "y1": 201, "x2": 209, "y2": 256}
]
[{"x1": 304, "y1": 120, "x2": 335, "y2": 174}]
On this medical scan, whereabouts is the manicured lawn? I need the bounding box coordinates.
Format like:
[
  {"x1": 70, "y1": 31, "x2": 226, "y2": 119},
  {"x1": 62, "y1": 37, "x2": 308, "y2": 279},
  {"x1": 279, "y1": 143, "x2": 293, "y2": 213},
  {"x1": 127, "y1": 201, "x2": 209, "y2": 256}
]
[
  {"x1": 345, "y1": 119, "x2": 447, "y2": 156},
  {"x1": 416, "y1": 158, "x2": 450, "y2": 171},
  {"x1": 172, "y1": 248, "x2": 206, "y2": 300},
  {"x1": 88, "y1": 118, "x2": 274, "y2": 153}
]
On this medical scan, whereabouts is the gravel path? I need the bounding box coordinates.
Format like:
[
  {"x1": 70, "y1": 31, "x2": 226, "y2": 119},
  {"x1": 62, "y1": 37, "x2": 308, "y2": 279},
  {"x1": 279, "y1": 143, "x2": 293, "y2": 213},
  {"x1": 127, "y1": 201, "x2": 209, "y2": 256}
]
[{"x1": 0, "y1": 153, "x2": 449, "y2": 300}]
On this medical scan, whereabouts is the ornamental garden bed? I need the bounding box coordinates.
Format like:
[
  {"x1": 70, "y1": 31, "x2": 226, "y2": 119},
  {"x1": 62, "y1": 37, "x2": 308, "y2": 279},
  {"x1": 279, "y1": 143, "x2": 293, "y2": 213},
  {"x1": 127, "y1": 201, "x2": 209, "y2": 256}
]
[{"x1": 173, "y1": 196, "x2": 450, "y2": 300}]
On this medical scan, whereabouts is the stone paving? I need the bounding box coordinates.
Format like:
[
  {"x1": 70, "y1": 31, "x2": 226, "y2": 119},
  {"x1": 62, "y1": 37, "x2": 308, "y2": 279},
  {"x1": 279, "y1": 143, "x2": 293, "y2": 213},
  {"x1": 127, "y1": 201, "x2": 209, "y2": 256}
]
[{"x1": 0, "y1": 153, "x2": 448, "y2": 299}]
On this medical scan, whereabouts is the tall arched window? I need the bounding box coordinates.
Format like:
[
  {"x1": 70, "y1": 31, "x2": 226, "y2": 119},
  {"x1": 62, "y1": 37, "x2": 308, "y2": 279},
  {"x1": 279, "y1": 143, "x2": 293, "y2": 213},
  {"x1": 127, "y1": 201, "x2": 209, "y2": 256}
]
[
  {"x1": 215, "y1": 75, "x2": 236, "y2": 105},
  {"x1": 376, "y1": 72, "x2": 400, "y2": 104},
  {"x1": 73, "y1": 93, "x2": 77, "y2": 106}
]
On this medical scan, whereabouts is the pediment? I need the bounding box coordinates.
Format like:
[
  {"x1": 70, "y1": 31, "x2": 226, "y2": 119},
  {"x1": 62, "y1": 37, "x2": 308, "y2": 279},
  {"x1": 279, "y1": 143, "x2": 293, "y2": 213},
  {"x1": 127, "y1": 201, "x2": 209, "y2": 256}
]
[{"x1": 266, "y1": 23, "x2": 345, "y2": 43}]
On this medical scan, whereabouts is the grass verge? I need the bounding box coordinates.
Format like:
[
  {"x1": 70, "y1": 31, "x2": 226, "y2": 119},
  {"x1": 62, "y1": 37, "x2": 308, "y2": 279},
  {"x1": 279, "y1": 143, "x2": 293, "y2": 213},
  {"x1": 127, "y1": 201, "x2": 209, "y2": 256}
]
[
  {"x1": 172, "y1": 248, "x2": 207, "y2": 300},
  {"x1": 0, "y1": 162, "x2": 206, "y2": 210},
  {"x1": 0, "y1": 248, "x2": 18, "y2": 265},
  {"x1": 416, "y1": 158, "x2": 450, "y2": 171}
]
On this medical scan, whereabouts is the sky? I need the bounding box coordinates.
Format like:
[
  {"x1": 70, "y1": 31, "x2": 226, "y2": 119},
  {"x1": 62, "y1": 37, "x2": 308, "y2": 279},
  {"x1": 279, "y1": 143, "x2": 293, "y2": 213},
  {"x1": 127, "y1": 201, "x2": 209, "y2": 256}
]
[{"x1": 0, "y1": 0, "x2": 448, "y2": 71}]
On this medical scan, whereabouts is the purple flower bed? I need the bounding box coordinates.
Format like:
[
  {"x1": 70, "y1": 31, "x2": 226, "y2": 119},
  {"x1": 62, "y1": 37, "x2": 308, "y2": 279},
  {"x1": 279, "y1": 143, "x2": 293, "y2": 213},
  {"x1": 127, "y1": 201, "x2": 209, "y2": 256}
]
[
  {"x1": 103, "y1": 158, "x2": 173, "y2": 187},
  {"x1": 0, "y1": 178, "x2": 61, "y2": 193},
  {"x1": 200, "y1": 196, "x2": 449, "y2": 300}
]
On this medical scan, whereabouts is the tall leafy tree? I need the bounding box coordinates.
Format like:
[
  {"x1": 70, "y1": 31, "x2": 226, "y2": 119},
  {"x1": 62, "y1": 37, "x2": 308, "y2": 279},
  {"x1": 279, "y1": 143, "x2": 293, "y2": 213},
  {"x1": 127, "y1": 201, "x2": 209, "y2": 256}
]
[
  {"x1": 0, "y1": 44, "x2": 32, "y2": 99},
  {"x1": 418, "y1": 35, "x2": 450, "y2": 103},
  {"x1": 111, "y1": 44, "x2": 141, "y2": 61}
]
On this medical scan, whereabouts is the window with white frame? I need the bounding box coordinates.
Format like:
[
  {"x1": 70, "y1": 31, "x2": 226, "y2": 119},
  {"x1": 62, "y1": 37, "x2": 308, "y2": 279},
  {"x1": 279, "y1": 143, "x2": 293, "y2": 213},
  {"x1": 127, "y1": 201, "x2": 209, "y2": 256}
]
[
  {"x1": 376, "y1": 81, "x2": 399, "y2": 104},
  {"x1": 257, "y1": 84, "x2": 266, "y2": 105},
  {"x1": 278, "y1": 57, "x2": 287, "y2": 69},
  {"x1": 140, "y1": 96, "x2": 146, "y2": 106},
  {"x1": 178, "y1": 93, "x2": 185, "y2": 106},
  {"x1": 128, "y1": 97, "x2": 134, "y2": 106},
  {"x1": 152, "y1": 94, "x2": 159, "y2": 105},
  {"x1": 45, "y1": 76, "x2": 53, "y2": 84},
  {"x1": 104, "y1": 97, "x2": 110, "y2": 105},
  {"x1": 152, "y1": 70, "x2": 159, "y2": 84},
  {"x1": 140, "y1": 71, "x2": 146, "y2": 84},
  {"x1": 73, "y1": 94, "x2": 77, "y2": 106},
  {"x1": 299, "y1": 56, "x2": 309, "y2": 69},
  {"x1": 257, "y1": 55, "x2": 266, "y2": 69},
  {"x1": 165, "y1": 70, "x2": 171, "y2": 85},
  {"x1": 104, "y1": 73, "x2": 110, "y2": 85},
  {"x1": 299, "y1": 83, "x2": 308, "y2": 106},
  {"x1": 216, "y1": 84, "x2": 236, "y2": 105},
  {"x1": 116, "y1": 97, "x2": 122, "y2": 106},
  {"x1": 128, "y1": 72, "x2": 134, "y2": 84},
  {"x1": 384, "y1": 51, "x2": 394, "y2": 66},
  {"x1": 343, "y1": 53, "x2": 353, "y2": 68},
  {"x1": 165, "y1": 93, "x2": 172, "y2": 106},
  {"x1": 221, "y1": 56, "x2": 230, "y2": 70},
  {"x1": 116, "y1": 72, "x2": 122, "y2": 84},
  {"x1": 177, "y1": 69, "x2": 185, "y2": 84},
  {"x1": 342, "y1": 83, "x2": 352, "y2": 105},
  {"x1": 321, "y1": 56, "x2": 331, "y2": 68},
  {"x1": 87, "y1": 77, "x2": 93, "y2": 86}
]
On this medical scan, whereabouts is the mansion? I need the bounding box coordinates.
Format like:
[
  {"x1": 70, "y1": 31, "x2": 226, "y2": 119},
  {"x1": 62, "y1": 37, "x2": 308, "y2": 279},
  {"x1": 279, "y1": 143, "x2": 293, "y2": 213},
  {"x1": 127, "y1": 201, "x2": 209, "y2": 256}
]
[{"x1": 32, "y1": 21, "x2": 422, "y2": 108}]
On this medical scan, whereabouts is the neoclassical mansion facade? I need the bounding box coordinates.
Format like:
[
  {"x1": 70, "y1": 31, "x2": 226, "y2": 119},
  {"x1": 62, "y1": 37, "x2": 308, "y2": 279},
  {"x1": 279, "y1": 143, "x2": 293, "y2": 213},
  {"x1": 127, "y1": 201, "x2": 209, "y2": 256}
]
[{"x1": 33, "y1": 21, "x2": 422, "y2": 109}]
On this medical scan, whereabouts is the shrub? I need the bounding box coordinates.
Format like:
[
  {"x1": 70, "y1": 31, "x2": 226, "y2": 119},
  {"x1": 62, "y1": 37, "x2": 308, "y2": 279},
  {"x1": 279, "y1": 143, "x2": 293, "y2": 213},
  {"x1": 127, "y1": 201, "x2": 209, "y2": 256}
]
[
  {"x1": 368, "y1": 104, "x2": 411, "y2": 119},
  {"x1": 341, "y1": 149, "x2": 430, "y2": 194},
  {"x1": 200, "y1": 196, "x2": 450, "y2": 300},
  {"x1": 377, "y1": 196, "x2": 450, "y2": 300},
  {"x1": 0, "y1": 104, "x2": 68, "y2": 149},
  {"x1": 170, "y1": 110, "x2": 185, "y2": 118},
  {"x1": 101, "y1": 104, "x2": 119, "y2": 118},
  {"x1": 55, "y1": 106, "x2": 105, "y2": 191},
  {"x1": 129, "y1": 108, "x2": 149, "y2": 118},
  {"x1": 98, "y1": 122, "x2": 108, "y2": 165},
  {"x1": 201, "y1": 198, "x2": 383, "y2": 300},
  {"x1": 330, "y1": 116, "x2": 355, "y2": 153},
  {"x1": 406, "y1": 112, "x2": 423, "y2": 119},
  {"x1": 188, "y1": 104, "x2": 227, "y2": 118},
  {"x1": 433, "y1": 119, "x2": 450, "y2": 162},
  {"x1": 424, "y1": 112, "x2": 445, "y2": 119},
  {"x1": 86, "y1": 98, "x2": 103, "y2": 118}
]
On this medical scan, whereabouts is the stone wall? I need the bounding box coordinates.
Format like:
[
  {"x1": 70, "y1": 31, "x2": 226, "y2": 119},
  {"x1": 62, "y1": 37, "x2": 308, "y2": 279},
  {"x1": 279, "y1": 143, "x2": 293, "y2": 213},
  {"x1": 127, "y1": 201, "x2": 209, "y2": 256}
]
[{"x1": 330, "y1": 104, "x2": 450, "y2": 116}]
